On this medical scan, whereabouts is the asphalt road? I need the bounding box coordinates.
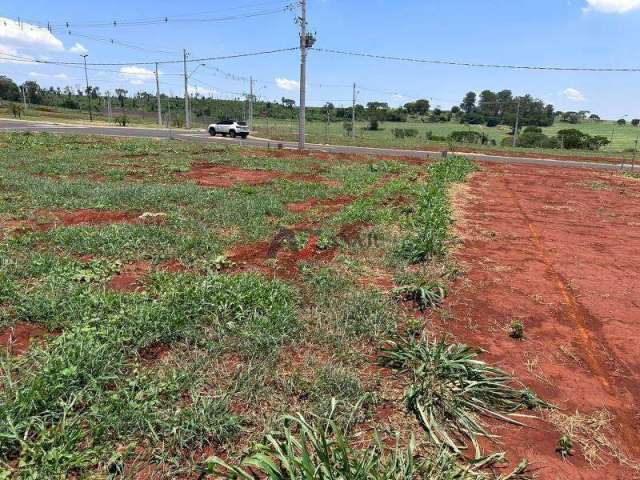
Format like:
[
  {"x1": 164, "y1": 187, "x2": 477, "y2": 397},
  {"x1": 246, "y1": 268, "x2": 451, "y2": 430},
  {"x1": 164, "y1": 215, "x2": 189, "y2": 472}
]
[{"x1": 0, "y1": 118, "x2": 633, "y2": 171}]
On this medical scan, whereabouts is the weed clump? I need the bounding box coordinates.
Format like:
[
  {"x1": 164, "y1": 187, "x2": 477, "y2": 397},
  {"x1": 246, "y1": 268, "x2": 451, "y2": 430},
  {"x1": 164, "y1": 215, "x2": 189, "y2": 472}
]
[{"x1": 381, "y1": 337, "x2": 549, "y2": 457}]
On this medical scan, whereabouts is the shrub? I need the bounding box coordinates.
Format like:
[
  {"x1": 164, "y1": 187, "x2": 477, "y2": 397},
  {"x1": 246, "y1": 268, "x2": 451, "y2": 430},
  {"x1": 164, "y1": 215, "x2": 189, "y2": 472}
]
[
  {"x1": 367, "y1": 119, "x2": 379, "y2": 131},
  {"x1": 448, "y1": 130, "x2": 488, "y2": 145},
  {"x1": 392, "y1": 128, "x2": 419, "y2": 139},
  {"x1": 114, "y1": 114, "x2": 128, "y2": 127},
  {"x1": 486, "y1": 117, "x2": 500, "y2": 127},
  {"x1": 633, "y1": 119, "x2": 640, "y2": 127},
  {"x1": 617, "y1": 118, "x2": 627, "y2": 126},
  {"x1": 61, "y1": 98, "x2": 80, "y2": 110}
]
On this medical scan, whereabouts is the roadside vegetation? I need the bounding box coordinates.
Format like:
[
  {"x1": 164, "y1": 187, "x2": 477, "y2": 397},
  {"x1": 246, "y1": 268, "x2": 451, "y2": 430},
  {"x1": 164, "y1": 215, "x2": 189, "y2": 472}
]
[{"x1": 1, "y1": 132, "x2": 547, "y2": 477}]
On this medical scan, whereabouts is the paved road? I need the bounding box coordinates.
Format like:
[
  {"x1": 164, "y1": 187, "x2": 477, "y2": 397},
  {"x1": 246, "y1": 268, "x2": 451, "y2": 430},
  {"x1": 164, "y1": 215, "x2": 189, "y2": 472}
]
[{"x1": 0, "y1": 118, "x2": 633, "y2": 171}]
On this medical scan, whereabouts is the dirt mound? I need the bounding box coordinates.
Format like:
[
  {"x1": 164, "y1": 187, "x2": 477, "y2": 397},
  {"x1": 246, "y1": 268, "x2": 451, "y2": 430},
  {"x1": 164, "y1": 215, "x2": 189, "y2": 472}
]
[
  {"x1": 228, "y1": 227, "x2": 336, "y2": 279},
  {"x1": 181, "y1": 163, "x2": 339, "y2": 188},
  {"x1": 0, "y1": 322, "x2": 56, "y2": 355}
]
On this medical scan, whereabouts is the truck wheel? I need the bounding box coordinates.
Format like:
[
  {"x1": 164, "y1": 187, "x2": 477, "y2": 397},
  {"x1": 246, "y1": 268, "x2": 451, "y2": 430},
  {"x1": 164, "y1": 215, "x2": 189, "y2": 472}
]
[
  {"x1": 240, "y1": 134, "x2": 248, "y2": 139},
  {"x1": 229, "y1": 130, "x2": 237, "y2": 138},
  {"x1": 209, "y1": 128, "x2": 216, "y2": 136}
]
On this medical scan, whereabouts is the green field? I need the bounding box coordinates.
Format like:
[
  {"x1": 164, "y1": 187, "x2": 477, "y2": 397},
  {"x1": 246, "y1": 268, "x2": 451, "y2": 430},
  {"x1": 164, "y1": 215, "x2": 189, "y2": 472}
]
[
  {"x1": 3, "y1": 102, "x2": 639, "y2": 161},
  {"x1": 0, "y1": 132, "x2": 549, "y2": 478}
]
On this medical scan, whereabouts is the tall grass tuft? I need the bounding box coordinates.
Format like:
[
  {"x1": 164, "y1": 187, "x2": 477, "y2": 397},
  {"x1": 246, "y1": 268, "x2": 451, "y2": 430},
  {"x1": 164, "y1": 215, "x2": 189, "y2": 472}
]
[
  {"x1": 204, "y1": 405, "x2": 535, "y2": 479},
  {"x1": 398, "y1": 156, "x2": 476, "y2": 263},
  {"x1": 381, "y1": 337, "x2": 549, "y2": 457}
]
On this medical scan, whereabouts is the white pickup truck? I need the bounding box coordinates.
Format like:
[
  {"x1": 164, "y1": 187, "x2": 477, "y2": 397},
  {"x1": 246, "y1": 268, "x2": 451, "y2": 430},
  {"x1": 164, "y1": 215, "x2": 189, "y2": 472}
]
[{"x1": 208, "y1": 120, "x2": 250, "y2": 139}]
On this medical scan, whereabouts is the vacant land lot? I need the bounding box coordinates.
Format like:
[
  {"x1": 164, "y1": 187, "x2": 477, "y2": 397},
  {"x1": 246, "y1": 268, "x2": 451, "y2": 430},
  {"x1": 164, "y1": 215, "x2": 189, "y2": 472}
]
[
  {"x1": 445, "y1": 163, "x2": 640, "y2": 478},
  {"x1": 0, "y1": 132, "x2": 637, "y2": 478}
]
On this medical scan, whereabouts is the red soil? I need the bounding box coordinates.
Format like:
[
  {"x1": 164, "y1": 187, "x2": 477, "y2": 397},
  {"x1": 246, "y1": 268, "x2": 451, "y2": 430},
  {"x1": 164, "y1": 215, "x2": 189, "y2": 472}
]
[
  {"x1": 444, "y1": 163, "x2": 640, "y2": 478},
  {"x1": 239, "y1": 147, "x2": 430, "y2": 166},
  {"x1": 286, "y1": 196, "x2": 355, "y2": 213},
  {"x1": 228, "y1": 227, "x2": 336, "y2": 279},
  {"x1": 1, "y1": 209, "x2": 166, "y2": 234},
  {"x1": 106, "y1": 261, "x2": 152, "y2": 292},
  {"x1": 181, "y1": 163, "x2": 339, "y2": 188},
  {"x1": 0, "y1": 322, "x2": 55, "y2": 355}
]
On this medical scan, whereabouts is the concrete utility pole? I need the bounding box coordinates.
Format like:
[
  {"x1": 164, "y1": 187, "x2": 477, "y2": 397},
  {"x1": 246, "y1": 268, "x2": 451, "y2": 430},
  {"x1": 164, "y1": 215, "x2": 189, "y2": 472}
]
[
  {"x1": 352, "y1": 82, "x2": 356, "y2": 139},
  {"x1": 183, "y1": 49, "x2": 190, "y2": 129},
  {"x1": 512, "y1": 98, "x2": 521, "y2": 147},
  {"x1": 21, "y1": 85, "x2": 27, "y2": 111},
  {"x1": 155, "y1": 62, "x2": 162, "y2": 126},
  {"x1": 248, "y1": 76, "x2": 254, "y2": 131},
  {"x1": 107, "y1": 92, "x2": 112, "y2": 122},
  {"x1": 298, "y1": 0, "x2": 307, "y2": 149},
  {"x1": 81, "y1": 54, "x2": 92, "y2": 122}
]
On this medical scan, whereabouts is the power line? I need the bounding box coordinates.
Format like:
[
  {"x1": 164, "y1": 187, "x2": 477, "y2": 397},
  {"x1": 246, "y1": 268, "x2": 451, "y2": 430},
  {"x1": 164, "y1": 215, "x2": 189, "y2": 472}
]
[
  {"x1": 313, "y1": 47, "x2": 640, "y2": 73},
  {"x1": 0, "y1": 47, "x2": 299, "y2": 66},
  {"x1": 63, "y1": 30, "x2": 180, "y2": 55},
  {"x1": 7, "y1": 3, "x2": 296, "y2": 29}
]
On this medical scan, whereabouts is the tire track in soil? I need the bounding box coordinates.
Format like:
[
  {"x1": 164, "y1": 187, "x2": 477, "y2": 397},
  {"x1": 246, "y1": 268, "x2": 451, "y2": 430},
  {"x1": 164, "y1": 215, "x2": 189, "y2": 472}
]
[{"x1": 502, "y1": 175, "x2": 640, "y2": 455}]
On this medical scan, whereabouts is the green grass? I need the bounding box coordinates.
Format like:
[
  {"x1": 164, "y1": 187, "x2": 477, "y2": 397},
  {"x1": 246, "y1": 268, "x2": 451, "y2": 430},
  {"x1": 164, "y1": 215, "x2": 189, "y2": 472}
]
[{"x1": 0, "y1": 132, "x2": 545, "y2": 477}]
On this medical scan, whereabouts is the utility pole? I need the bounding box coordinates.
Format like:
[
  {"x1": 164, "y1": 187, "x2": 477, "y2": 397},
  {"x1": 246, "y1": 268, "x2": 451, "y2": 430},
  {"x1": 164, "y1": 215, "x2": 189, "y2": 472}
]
[
  {"x1": 21, "y1": 85, "x2": 27, "y2": 111},
  {"x1": 183, "y1": 49, "x2": 190, "y2": 129},
  {"x1": 248, "y1": 76, "x2": 254, "y2": 131},
  {"x1": 298, "y1": 0, "x2": 307, "y2": 149},
  {"x1": 107, "y1": 92, "x2": 112, "y2": 122},
  {"x1": 155, "y1": 62, "x2": 162, "y2": 126},
  {"x1": 352, "y1": 82, "x2": 356, "y2": 139},
  {"x1": 512, "y1": 98, "x2": 521, "y2": 147},
  {"x1": 81, "y1": 54, "x2": 92, "y2": 122},
  {"x1": 325, "y1": 104, "x2": 330, "y2": 144}
]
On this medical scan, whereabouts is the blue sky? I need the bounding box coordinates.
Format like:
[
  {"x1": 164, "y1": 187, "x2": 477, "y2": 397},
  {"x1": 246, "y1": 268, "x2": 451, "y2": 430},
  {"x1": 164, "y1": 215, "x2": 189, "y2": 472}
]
[{"x1": 1, "y1": 0, "x2": 640, "y2": 118}]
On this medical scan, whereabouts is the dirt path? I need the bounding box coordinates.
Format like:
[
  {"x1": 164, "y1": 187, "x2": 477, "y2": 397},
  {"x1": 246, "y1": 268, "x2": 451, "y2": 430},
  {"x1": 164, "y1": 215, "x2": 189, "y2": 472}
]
[{"x1": 445, "y1": 163, "x2": 640, "y2": 479}]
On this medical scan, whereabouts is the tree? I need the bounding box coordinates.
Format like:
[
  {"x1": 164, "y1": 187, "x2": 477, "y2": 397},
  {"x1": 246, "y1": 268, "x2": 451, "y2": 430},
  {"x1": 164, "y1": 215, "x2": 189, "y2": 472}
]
[
  {"x1": 460, "y1": 91, "x2": 476, "y2": 114},
  {"x1": 115, "y1": 88, "x2": 128, "y2": 108},
  {"x1": 617, "y1": 118, "x2": 627, "y2": 125},
  {"x1": 0, "y1": 76, "x2": 20, "y2": 101},
  {"x1": 21, "y1": 81, "x2": 43, "y2": 104},
  {"x1": 496, "y1": 90, "x2": 513, "y2": 116},
  {"x1": 632, "y1": 119, "x2": 640, "y2": 127},
  {"x1": 589, "y1": 114, "x2": 601, "y2": 122},
  {"x1": 404, "y1": 99, "x2": 430, "y2": 115},
  {"x1": 478, "y1": 90, "x2": 498, "y2": 118},
  {"x1": 281, "y1": 97, "x2": 296, "y2": 108}
]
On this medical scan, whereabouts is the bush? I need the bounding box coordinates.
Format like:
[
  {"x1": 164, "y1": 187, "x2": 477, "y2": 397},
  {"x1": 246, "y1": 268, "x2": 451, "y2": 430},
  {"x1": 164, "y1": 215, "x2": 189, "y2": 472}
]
[
  {"x1": 617, "y1": 118, "x2": 627, "y2": 126},
  {"x1": 114, "y1": 114, "x2": 128, "y2": 127},
  {"x1": 61, "y1": 98, "x2": 80, "y2": 110},
  {"x1": 448, "y1": 130, "x2": 488, "y2": 145},
  {"x1": 632, "y1": 119, "x2": 640, "y2": 127},
  {"x1": 392, "y1": 128, "x2": 419, "y2": 139},
  {"x1": 367, "y1": 119, "x2": 379, "y2": 131},
  {"x1": 486, "y1": 117, "x2": 500, "y2": 127}
]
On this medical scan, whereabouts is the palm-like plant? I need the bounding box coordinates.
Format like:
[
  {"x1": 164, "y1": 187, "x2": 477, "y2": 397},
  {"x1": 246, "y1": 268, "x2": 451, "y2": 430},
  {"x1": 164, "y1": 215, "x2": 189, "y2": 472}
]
[{"x1": 381, "y1": 337, "x2": 549, "y2": 458}]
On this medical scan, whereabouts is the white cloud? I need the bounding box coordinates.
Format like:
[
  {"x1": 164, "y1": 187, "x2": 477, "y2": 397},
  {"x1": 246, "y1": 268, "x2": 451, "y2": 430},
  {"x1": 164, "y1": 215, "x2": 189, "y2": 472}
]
[
  {"x1": 0, "y1": 17, "x2": 64, "y2": 58},
  {"x1": 119, "y1": 66, "x2": 155, "y2": 85},
  {"x1": 275, "y1": 77, "x2": 299, "y2": 91},
  {"x1": 29, "y1": 71, "x2": 72, "y2": 81},
  {"x1": 69, "y1": 42, "x2": 88, "y2": 55},
  {"x1": 188, "y1": 85, "x2": 217, "y2": 97},
  {"x1": 563, "y1": 87, "x2": 587, "y2": 101},
  {"x1": 392, "y1": 94, "x2": 407, "y2": 101},
  {"x1": 583, "y1": 0, "x2": 640, "y2": 13}
]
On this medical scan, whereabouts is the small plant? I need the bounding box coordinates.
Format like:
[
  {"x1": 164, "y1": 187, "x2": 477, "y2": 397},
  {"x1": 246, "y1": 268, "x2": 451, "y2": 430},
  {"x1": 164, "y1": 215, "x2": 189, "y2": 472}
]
[
  {"x1": 393, "y1": 282, "x2": 447, "y2": 312},
  {"x1": 557, "y1": 435, "x2": 573, "y2": 460},
  {"x1": 210, "y1": 255, "x2": 234, "y2": 271},
  {"x1": 509, "y1": 320, "x2": 525, "y2": 340}
]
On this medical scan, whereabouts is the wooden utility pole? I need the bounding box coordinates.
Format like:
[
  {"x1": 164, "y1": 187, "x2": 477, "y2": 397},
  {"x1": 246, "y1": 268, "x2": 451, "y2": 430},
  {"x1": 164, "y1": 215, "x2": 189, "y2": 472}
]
[
  {"x1": 82, "y1": 54, "x2": 92, "y2": 122},
  {"x1": 107, "y1": 92, "x2": 112, "y2": 122},
  {"x1": 183, "y1": 49, "x2": 190, "y2": 129},
  {"x1": 298, "y1": 0, "x2": 307, "y2": 149},
  {"x1": 21, "y1": 85, "x2": 27, "y2": 111},
  {"x1": 155, "y1": 63, "x2": 162, "y2": 126}
]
